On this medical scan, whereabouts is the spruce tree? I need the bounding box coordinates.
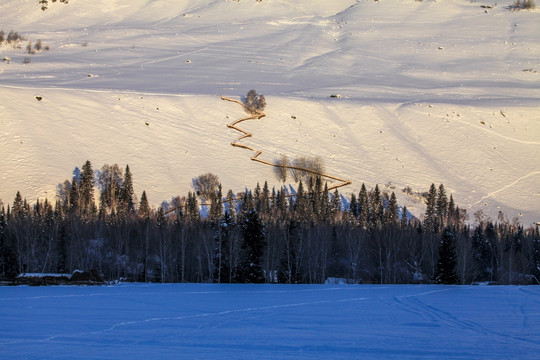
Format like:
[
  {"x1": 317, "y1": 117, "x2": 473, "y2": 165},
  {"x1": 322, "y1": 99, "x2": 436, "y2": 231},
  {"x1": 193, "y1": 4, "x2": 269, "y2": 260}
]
[
  {"x1": 433, "y1": 227, "x2": 459, "y2": 284},
  {"x1": 484, "y1": 221, "x2": 498, "y2": 281},
  {"x1": 56, "y1": 222, "x2": 68, "y2": 273},
  {"x1": 531, "y1": 228, "x2": 540, "y2": 284},
  {"x1": 238, "y1": 190, "x2": 254, "y2": 216},
  {"x1": 385, "y1": 192, "x2": 399, "y2": 226},
  {"x1": 226, "y1": 189, "x2": 236, "y2": 220},
  {"x1": 276, "y1": 188, "x2": 288, "y2": 219},
  {"x1": 358, "y1": 183, "x2": 369, "y2": 229},
  {"x1": 312, "y1": 176, "x2": 323, "y2": 220},
  {"x1": 369, "y1": 184, "x2": 383, "y2": 229},
  {"x1": 209, "y1": 184, "x2": 223, "y2": 223},
  {"x1": 69, "y1": 178, "x2": 79, "y2": 213},
  {"x1": 138, "y1": 191, "x2": 150, "y2": 218},
  {"x1": 294, "y1": 180, "x2": 311, "y2": 223},
  {"x1": 320, "y1": 182, "x2": 330, "y2": 222},
  {"x1": 436, "y1": 184, "x2": 448, "y2": 229},
  {"x1": 349, "y1": 193, "x2": 359, "y2": 219},
  {"x1": 214, "y1": 211, "x2": 234, "y2": 283},
  {"x1": 424, "y1": 183, "x2": 437, "y2": 232},
  {"x1": 80, "y1": 160, "x2": 96, "y2": 217},
  {"x1": 448, "y1": 194, "x2": 457, "y2": 226},
  {"x1": 330, "y1": 189, "x2": 342, "y2": 222},
  {"x1": 254, "y1": 182, "x2": 262, "y2": 212},
  {"x1": 236, "y1": 209, "x2": 266, "y2": 283},
  {"x1": 261, "y1": 181, "x2": 270, "y2": 216},
  {"x1": 0, "y1": 208, "x2": 18, "y2": 279},
  {"x1": 471, "y1": 225, "x2": 492, "y2": 282},
  {"x1": 12, "y1": 191, "x2": 24, "y2": 218},
  {"x1": 400, "y1": 206, "x2": 408, "y2": 228},
  {"x1": 120, "y1": 164, "x2": 135, "y2": 213},
  {"x1": 278, "y1": 219, "x2": 302, "y2": 284}
]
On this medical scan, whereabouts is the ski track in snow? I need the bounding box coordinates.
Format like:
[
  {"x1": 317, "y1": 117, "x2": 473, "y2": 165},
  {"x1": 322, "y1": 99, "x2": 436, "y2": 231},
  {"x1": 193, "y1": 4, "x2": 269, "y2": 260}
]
[
  {"x1": 469, "y1": 171, "x2": 540, "y2": 208},
  {"x1": 1, "y1": 290, "x2": 370, "y2": 345},
  {"x1": 92, "y1": 296, "x2": 369, "y2": 337},
  {"x1": 397, "y1": 291, "x2": 536, "y2": 346}
]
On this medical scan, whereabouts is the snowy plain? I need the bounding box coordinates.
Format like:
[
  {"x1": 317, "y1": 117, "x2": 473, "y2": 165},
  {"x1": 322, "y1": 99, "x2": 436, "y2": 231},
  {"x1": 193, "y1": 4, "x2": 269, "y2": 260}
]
[
  {"x1": 0, "y1": 0, "x2": 539, "y2": 224},
  {"x1": 1, "y1": 283, "x2": 540, "y2": 359}
]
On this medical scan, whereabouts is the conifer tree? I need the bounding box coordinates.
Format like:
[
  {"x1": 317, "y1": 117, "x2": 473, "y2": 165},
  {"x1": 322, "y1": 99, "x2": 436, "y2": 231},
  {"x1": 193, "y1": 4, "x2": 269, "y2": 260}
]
[
  {"x1": 209, "y1": 184, "x2": 223, "y2": 223},
  {"x1": 226, "y1": 189, "x2": 236, "y2": 220},
  {"x1": 138, "y1": 191, "x2": 150, "y2": 218},
  {"x1": 240, "y1": 190, "x2": 255, "y2": 214},
  {"x1": 278, "y1": 219, "x2": 302, "y2": 283},
  {"x1": 276, "y1": 188, "x2": 288, "y2": 219},
  {"x1": 433, "y1": 227, "x2": 459, "y2": 284},
  {"x1": 294, "y1": 180, "x2": 311, "y2": 223},
  {"x1": 12, "y1": 191, "x2": 24, "y2": 218},
  {"x1": 69, "y1": 178, "x2": 79, "y2": 213},
  {"x1": 56, "y1": 222, "x2": 68, "y2": 273},
  {"x1": 436, "y1": 184, "x2": 448, "y2": 228},
  {"x1": 120, "y1": 164, "x2": 135, "y2": 213},
  {"x1": 349, "y1": 193, "x2": 359, "y2": 219},
  {"x1": 424, "y1": 183, "x2": 438, "y2": 232},
  {"x1": 370, "y1": 184, "x2": 383, "y2": 229},
  {"x1": 447, "y1": 194, "x2": 457, "y2": 226},
  {"x1": 358, "y1": 184, "x2": 369, "y2": 229},
  {"x1": 80, "y1": 160, "x2": 96, "y2": 217},
  {"x1": 400, "y1": 206, "x2": 408, "y2": 228},
  {"x1": 385, "y1": 192, "x2": 399, "y2": 226},
  {"x1": 484, "y1": 221, "x2": 498, "y2": 281},
  {"x1": 185, "y1": 191, "x2": 199, "y2": 221},
  {"x1": 331, "y1": 189, "x2": 342, "y2": 222},
  {"x1": 261, "y1": 181, "x2": 270, "y2": 216},
  {"x1": 236, "y1": 209, "x2": 266, "y2": 283},
  {"x1": 0, "y1": 207, "x2": 18, "y2": 279},
  {"x1": 254, "y1": 182, "x2": 262, "y2": 212},
  {"x1": 214, "y1": 211, "x2": 234, "y2": 283},
  {"x1": 312, "y1": 176, "x2": 323, "y2": 220},
  {"x1": 531, "y1": 228, "x2": 540, "y2": 284},
  {"x1": 320, "y1": 182, "x2": 330, "y2": 222},
  {"x1": 471, "y1": 225, "x2": 492, "y2": 281}
]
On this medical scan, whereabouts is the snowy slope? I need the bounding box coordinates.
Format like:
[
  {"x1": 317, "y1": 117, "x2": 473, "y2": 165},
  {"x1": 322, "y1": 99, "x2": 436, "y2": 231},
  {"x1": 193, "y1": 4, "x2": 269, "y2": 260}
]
[
  {"x1": 1, "y1": 284, "x2": 540, "y2": 359},
  {"x1": 0, "y1": 0, "x2": 539, "y2": 224}
]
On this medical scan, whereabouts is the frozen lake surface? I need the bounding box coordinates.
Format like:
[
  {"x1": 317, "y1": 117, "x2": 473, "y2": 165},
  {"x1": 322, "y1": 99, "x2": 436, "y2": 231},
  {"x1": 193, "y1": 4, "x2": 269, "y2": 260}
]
[{"x1": 1, "y1": 284, "x2": 539, "y2": 359}]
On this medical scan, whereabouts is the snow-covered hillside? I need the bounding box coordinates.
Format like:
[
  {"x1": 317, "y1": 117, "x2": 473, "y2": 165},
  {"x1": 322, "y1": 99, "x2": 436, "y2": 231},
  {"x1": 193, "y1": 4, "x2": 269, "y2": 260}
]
[{"x1": 1, "y1": 0, "x2": 538, "y2": 224}]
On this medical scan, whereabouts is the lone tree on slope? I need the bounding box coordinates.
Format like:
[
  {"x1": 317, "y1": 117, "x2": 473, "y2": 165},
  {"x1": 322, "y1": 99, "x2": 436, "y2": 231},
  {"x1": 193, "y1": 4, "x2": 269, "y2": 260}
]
[{"x1": 244, "y1": 89, "x2": 266, "y2": 114}]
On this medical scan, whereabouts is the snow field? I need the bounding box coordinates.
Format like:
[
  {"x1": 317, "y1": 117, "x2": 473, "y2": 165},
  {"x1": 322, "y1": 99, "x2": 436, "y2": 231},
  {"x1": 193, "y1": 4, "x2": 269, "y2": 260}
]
[{"x1": 1, "y1": 284, "x2": 539, "y2": 359}]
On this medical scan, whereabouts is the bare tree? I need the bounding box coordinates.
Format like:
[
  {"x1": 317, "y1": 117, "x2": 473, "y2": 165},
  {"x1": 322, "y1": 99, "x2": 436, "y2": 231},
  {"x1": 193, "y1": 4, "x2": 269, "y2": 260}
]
[
  {"x1": 289, "y1": 156, "x2": 325, "y2": 183},
  {"x1": 192, "y1": 173, "x2": 220, "y2": 200},
  {"x1": 273, "y1": 155, "x2": 289, "y2": 182}
]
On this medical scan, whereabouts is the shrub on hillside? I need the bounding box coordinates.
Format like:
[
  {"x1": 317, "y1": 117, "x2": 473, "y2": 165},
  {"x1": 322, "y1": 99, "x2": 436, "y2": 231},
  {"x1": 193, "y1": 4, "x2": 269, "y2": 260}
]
[
  {"x1": 39, "y1": 0, "x2": 69, "y2": 11},
  {"x1": 5, "y1": 30, "x2": 25, "y2": 44},
  {"x1": 512, "y1": 0, "x2": 536, "y2": 9}
]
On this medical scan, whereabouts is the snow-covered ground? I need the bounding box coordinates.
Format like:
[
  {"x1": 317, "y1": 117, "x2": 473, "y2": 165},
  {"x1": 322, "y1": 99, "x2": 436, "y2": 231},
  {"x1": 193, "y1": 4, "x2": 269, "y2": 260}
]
[
  {"x1": 0, "y1": 0, "x2": 539, "y2": 224},
  {"x1": 1, "y1": 283, "x2": 539, "y2": 359}
]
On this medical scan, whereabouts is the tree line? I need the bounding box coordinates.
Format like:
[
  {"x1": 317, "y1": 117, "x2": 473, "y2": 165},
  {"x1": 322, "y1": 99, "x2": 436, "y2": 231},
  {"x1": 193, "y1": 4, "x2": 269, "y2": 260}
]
[{"x1": 1, "y1": 160, "x2": 539, "y2": 285}]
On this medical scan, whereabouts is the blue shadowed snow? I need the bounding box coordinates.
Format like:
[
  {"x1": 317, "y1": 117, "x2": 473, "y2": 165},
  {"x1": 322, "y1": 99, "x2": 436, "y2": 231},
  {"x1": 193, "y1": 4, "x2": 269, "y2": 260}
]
[{"x1": 1, "y1": 284, "x2": 539, "y2": 359}]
